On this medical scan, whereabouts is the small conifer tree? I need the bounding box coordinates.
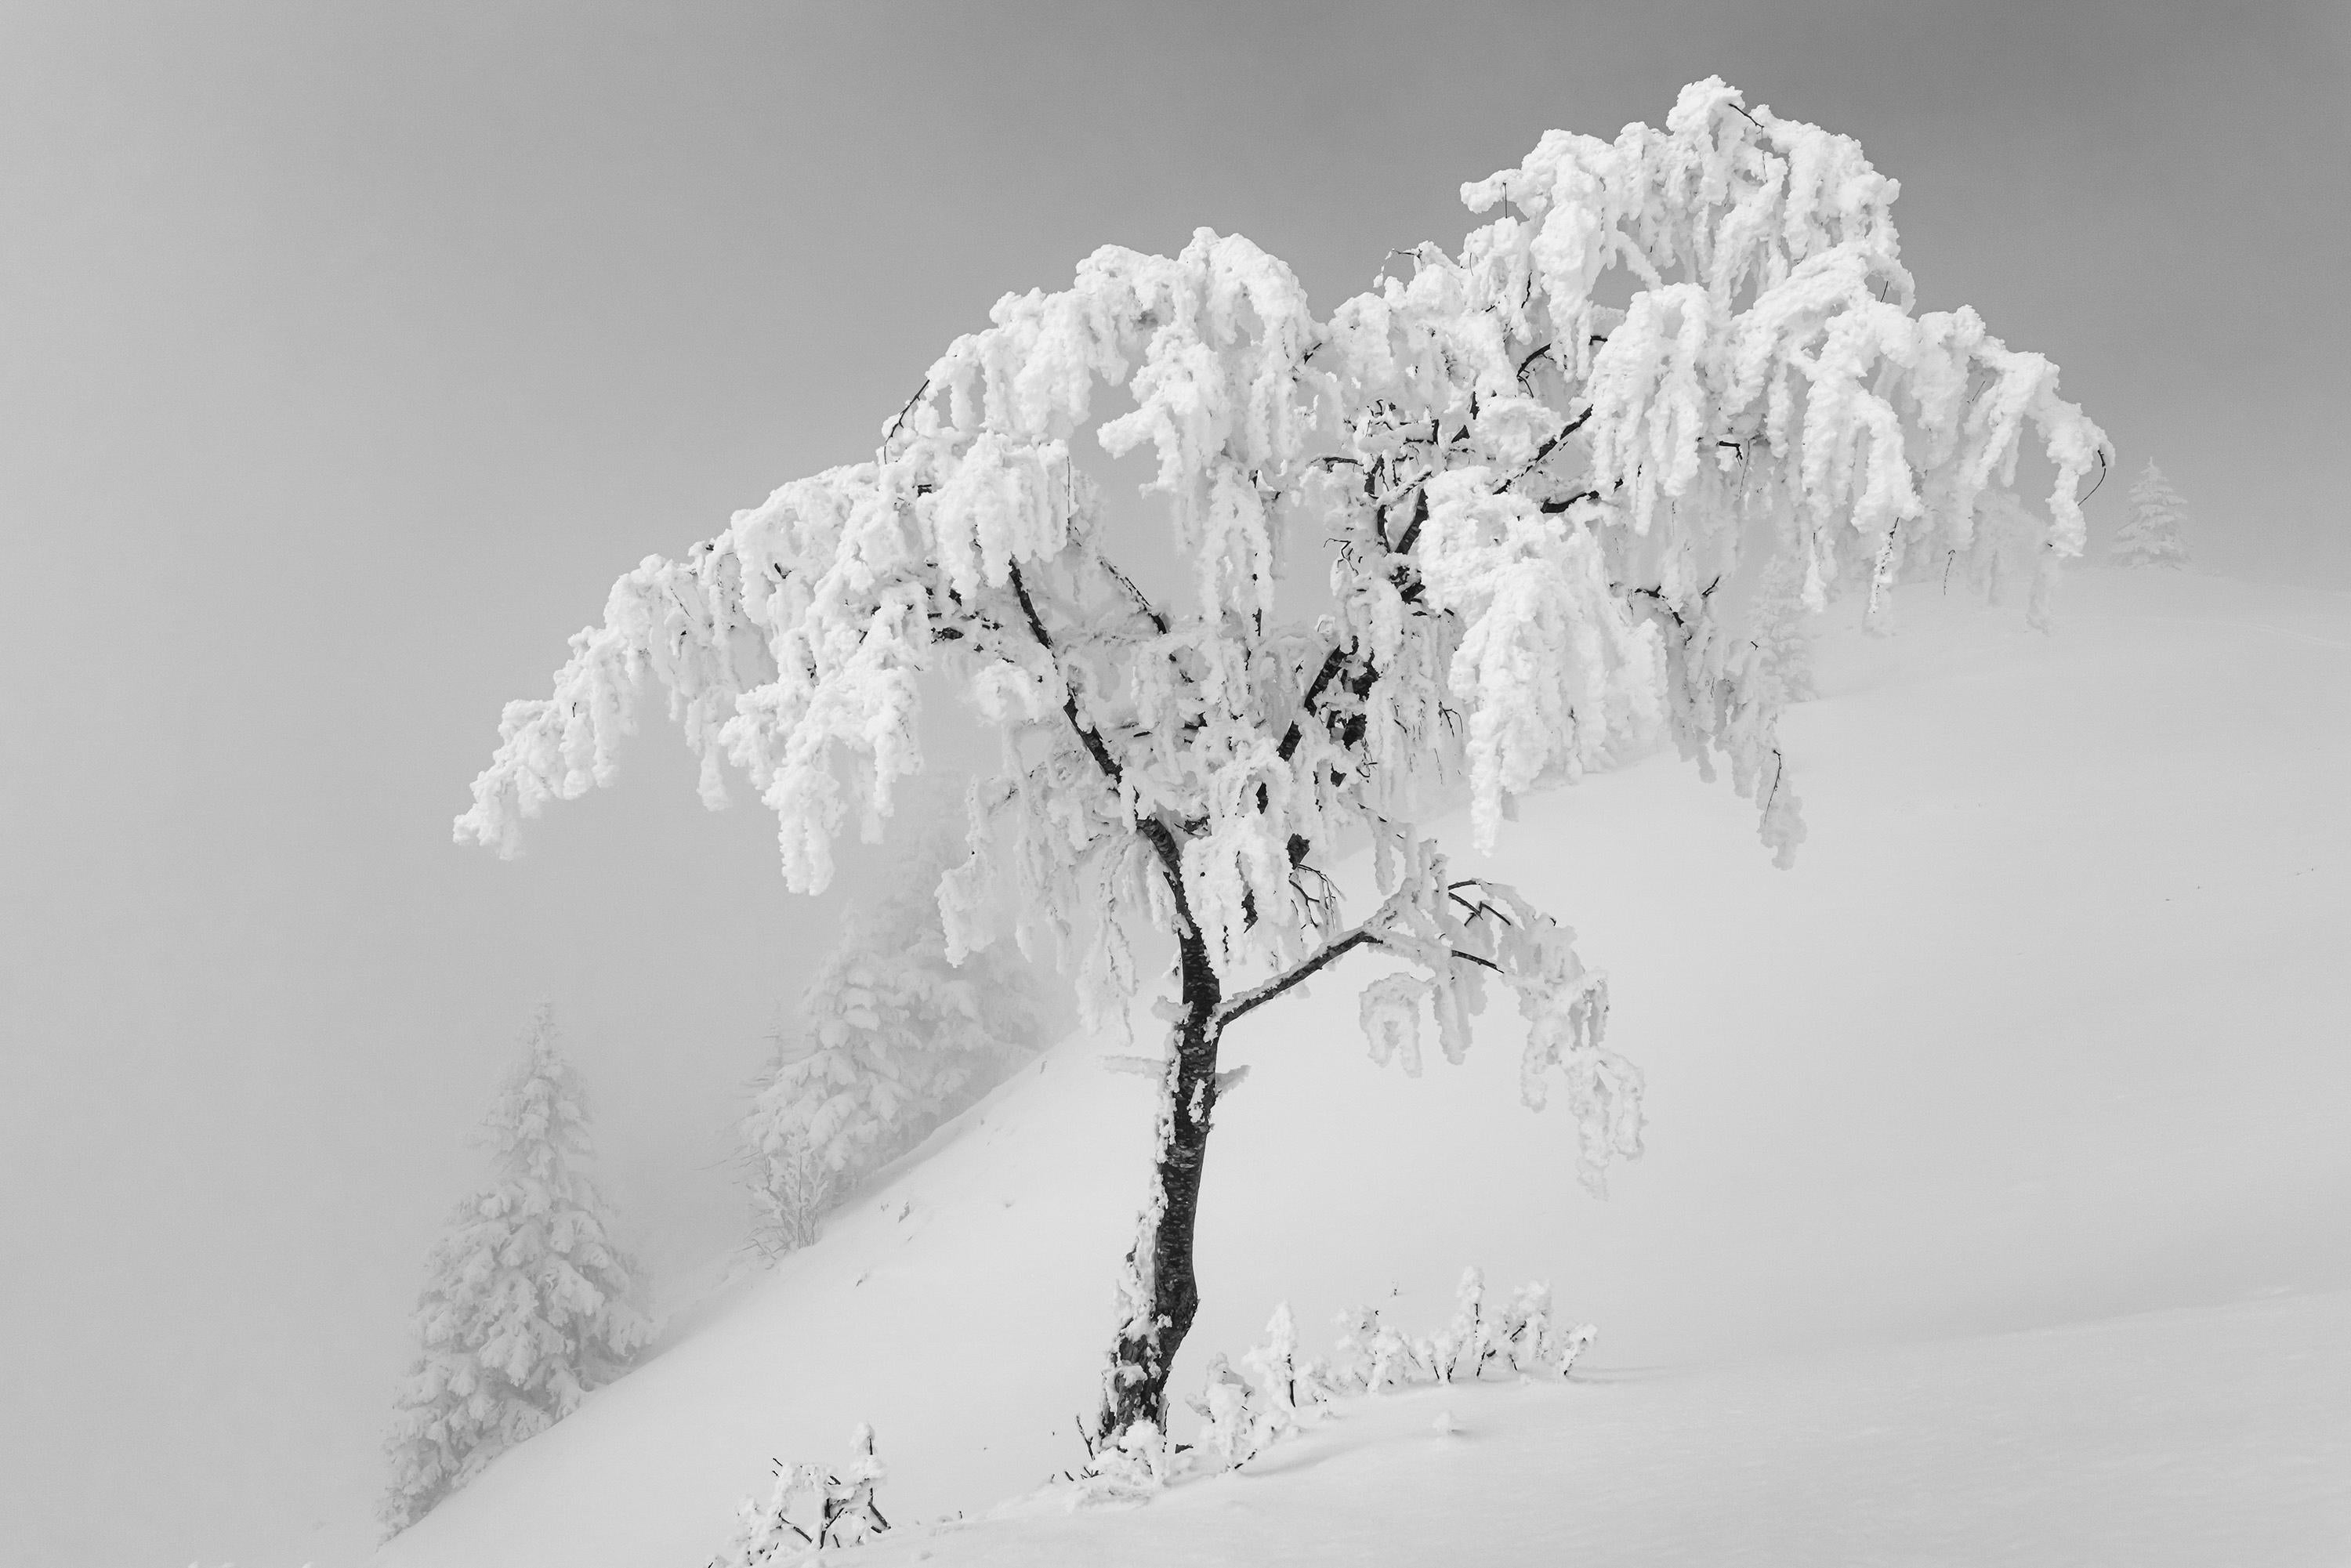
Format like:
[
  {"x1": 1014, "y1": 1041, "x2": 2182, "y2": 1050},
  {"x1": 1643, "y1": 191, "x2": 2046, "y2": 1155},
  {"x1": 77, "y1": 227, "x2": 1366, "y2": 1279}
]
[
  {"x1": 2115, "y1": 461, "x2": 2191, "y2": 568},
  {"x1": 380, "y1": 1005, "x2": 653, "y2": 1537}
]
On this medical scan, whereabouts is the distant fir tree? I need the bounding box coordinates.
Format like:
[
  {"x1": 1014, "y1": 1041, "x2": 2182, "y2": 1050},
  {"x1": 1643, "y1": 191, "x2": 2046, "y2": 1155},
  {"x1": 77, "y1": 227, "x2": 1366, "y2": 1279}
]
[
  {"x1": 742, "y1": 831, "x2": 1041, "y2": 1257},
  {"x1": 380, "y1": 1005, "x2": 652, "y2": 1537},
  {"x1": 2115, "y1": 461, "x2": 2191, "y2": 568}
]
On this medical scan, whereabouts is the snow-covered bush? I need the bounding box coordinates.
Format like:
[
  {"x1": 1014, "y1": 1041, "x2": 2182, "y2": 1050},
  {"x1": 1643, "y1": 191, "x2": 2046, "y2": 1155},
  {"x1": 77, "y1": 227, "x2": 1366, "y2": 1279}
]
[
  {"x1": 744, "y1": 1120, "x2": 835, "y2": 1258},
  {"x1": 710, "y1": 1424, "x2": 889, "y2": 1564},
  {"x1": 380, "y1": 1005, "x2": 654, "y2": 1536},
  {"x1": 457, "y1": 77, "x2": 2108, "y2": 1443},
  {"x1": 2115, "y1": 461, "x2": 2191, "y2": 568},
  {"x1": 1318, "y1": 1268, "x2": 1595, "y2": 1393},
  {"x1": 741, "y1": 832, "x2": 1041, "y2": 1255}
]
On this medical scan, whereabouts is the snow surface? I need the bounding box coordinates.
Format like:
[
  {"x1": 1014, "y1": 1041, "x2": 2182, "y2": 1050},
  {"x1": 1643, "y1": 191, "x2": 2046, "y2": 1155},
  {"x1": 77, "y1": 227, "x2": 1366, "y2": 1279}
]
[
  {"x1": 844, "y1": 1290, "x2": 2351, "y2": 1566},
  {"x1": 381, "y1": 569, "x2": 2350, "y2": 1567}
]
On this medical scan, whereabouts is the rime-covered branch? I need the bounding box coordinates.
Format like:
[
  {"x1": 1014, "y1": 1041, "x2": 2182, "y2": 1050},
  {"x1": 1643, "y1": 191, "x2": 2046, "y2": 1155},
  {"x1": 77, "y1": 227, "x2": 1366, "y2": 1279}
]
[{"x1": 1218, "y1": 920, "x2": 1390, "y2": 1027}]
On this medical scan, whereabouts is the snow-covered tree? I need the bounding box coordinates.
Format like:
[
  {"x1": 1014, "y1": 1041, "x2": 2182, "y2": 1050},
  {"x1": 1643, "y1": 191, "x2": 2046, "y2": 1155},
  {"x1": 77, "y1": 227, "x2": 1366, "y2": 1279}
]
[
  {"x1": 455, "y1": 79, "x2": 2107, "y2": 1443},
  {"x1": 2115, "y1": 460, "x2": 2191, "y2": 567},
  {"x1": 741, "y1": 828, "x2": 1041, "y2": 1255},
  {"x1": 381, "y1": 1005, "x2": 653, "y2": 1536}
]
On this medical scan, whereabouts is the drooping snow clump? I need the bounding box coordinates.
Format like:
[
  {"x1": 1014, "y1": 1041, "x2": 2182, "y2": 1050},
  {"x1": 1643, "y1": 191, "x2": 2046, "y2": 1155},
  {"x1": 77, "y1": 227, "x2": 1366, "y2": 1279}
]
[
  {"x1": 741, "y1": 828, "x2": 1041, "y2": 1255},
  {"x1": 456, "y1": 78, "x2": 2109, "y2": 1442},
  {"x1": 2115, "y1": 461, "x2": 2191, "y2": 568},
  {"x1": 380, "y1": 1005, "x2": 653, "y2": 1537},
  {"x1": 1748, "y1": 549, "x2": 1818, "y2": 703}
]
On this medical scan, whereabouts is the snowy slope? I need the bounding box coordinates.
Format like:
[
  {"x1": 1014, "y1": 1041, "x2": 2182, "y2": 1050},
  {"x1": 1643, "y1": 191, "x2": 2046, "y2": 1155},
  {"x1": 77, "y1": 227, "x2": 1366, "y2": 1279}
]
[
  {"x1": 380, "y1": 569, "x2": 2351, "y2": 1567},
  {"x1": 845, "y1": 1289, "x2": 2351, "y2": 1567}
]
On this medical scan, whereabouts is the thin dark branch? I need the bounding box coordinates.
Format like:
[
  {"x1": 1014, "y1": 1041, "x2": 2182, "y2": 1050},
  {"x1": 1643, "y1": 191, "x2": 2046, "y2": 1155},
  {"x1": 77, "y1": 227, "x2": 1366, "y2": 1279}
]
[
  {"x1": 1392, "y1": 487, "x2": 1433, "y2": 557},
  {"x1": 2078, "y1": 449, "x2": 2111, "y2": 508},
  {"x1": 1447, "y1": 889, "x2": 1507, "y2": 925},
  {"x1": 1103, "y1": 560, "x2": 1168, "y2": 635},
  {"x1": 1498, "y1": 405, "x2": 1592, "y2": 495},
  {"x1": 881, "y1": 378, "x2": 931, "y2": 447},
  {"x1": 1007, "y1": 563, "x2": 1190, "y2": 886},
  {"x1": 1216, "y1": 926, "x2": 1385, "y2": 1027},
  {"x1": 1276, "y1": 643, "x2": 1354, "y2": 762}
]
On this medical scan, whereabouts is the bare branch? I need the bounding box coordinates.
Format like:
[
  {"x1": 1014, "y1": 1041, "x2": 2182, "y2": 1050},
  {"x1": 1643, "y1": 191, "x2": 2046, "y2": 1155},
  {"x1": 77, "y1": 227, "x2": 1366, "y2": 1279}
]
[
  {"x1": 1215, "y1": 925, "x2": 1386, "y2": 1028},
  {"x1": 1392, "y1": 485, "x2": 1433, "y2": 557},
  {"x1": 2078, "y1": 448, "x2": 2111, "y2": 508},
  {"x1": 1277, "y1": 643, "x2": 1354, "y2": 762},
  {"x1": 1103, "y1": 559, "x2": 1168, "y2": 635},
  {"x1": 1499, "y1": 404, "x2": 1592, "y2": 495},
  {"x1": 880, "y1": 377, "x2": 931, "y2": 450}
]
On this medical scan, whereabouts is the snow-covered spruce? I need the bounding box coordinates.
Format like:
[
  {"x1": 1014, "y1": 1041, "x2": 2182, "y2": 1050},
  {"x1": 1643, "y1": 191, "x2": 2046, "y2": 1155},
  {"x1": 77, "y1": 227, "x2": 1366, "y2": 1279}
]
[
  {"x1": 741, "y1": 829, "x2": 1042, "y2": 1257},
  {"x1": 2115, "y1": 461, "x2": 2191, "y2": 569},
  {"x1": 711, "y1": 1424, "x2": 889, "y2": 1565},
  {"x1": 455, "y1": 78, "x2": 2108, "y2": 1446},
  {"x1": 380, "y1": 1005, "x2": 654, "y2": 1537}
]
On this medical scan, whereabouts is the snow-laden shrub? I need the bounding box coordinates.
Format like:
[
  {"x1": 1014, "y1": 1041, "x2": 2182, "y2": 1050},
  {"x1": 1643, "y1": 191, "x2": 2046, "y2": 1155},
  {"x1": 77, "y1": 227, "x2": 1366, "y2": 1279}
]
[
  {"x1": 742, "y1": 830, "x2": 1042, "y2": 1257},
  {"x1": 710, "y1": 1424, "x2": 889, "y2": 1565},
  {"x1": 381, "y1": 1005, "x2": 653, "y2": 1536},
  {"x1": 745, "y1": 1121, "x2": 835, "y2": 1258},
  {"x1": 1085, "y1": 1268, "x2": 1593, "y2": 1497}
]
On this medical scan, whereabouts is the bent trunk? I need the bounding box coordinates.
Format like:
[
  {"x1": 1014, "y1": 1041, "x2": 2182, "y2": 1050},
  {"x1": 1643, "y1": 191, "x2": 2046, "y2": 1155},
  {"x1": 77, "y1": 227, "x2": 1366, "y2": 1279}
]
[{"x1": 1098, "y1": 925, "x2": 1223, "y2": 1443}]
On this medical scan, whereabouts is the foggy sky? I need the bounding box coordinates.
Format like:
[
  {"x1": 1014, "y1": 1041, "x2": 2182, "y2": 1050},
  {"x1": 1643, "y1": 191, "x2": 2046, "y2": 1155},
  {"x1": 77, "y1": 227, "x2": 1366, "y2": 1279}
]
[{"x1": 3, "y1": 3, "x2": 2345, "y2": 1564}]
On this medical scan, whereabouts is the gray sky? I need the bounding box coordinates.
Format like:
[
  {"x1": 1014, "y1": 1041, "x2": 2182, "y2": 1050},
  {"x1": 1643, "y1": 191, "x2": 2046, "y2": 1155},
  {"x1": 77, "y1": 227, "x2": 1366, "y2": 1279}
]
[{"x1": 3, "y1": 3, "x2": 2345, "y2": 1564}]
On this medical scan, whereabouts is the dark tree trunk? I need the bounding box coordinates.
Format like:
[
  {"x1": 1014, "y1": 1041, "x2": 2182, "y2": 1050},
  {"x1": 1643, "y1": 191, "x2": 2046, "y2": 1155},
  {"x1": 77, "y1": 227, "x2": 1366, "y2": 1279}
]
[{"x1": 1098, "y1": 923, "x2": 1224, "y2": 1443}]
